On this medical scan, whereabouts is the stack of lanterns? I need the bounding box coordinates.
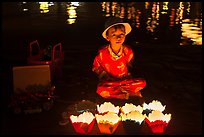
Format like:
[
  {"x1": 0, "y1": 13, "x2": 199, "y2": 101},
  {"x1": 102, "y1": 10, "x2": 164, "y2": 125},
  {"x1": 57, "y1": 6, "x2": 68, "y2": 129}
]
[
  {"x1": 69, "y1": 100, "x2": 172, "y2": 134},
  {"x1": 142, "y1": 100, "x2": 172, "y2": 133},
  {"x1": 95, "y1": 102, "x2": 121, "y2": 134},
  {"x1": 120, "y1": 103, "x2": 146, "y2": 134},
  {"x1": 69, "y1": 111, "x2": 95, "y2": 134}
]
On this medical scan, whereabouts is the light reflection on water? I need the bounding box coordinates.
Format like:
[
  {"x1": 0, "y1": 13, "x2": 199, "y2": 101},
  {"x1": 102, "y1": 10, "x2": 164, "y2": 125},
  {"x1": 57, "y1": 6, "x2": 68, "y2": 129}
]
[
  {"x1": 101, "y1": 2, "x2": 202, "y2": 46},
  {"x1": 66, "y1": 3, "x2": 78, "y2": 24},
  {"x1": 4, "y1": 2, "x2": 202, "y2": 46}
]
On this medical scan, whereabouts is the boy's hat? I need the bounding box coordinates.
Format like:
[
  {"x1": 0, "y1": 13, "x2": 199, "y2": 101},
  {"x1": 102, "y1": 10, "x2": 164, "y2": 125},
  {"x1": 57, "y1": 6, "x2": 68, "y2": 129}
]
[{"x1": 102, "y1": 17, "x2": 132, "y2": 39}]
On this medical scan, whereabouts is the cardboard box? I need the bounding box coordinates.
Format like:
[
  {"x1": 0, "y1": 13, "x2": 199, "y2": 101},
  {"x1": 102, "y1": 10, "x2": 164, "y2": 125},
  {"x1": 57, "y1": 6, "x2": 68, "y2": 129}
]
[{"x1": 13, "y1": 65, "x2": 51, "y2": 93}]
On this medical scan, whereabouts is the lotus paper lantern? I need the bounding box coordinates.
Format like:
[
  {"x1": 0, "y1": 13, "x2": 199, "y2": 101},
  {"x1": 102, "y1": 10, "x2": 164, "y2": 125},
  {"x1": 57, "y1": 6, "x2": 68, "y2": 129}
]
[
  {"x1": 97, "y1": 102, "x2": 120, "y2": 114},
  {"x1": 70, "y1": 111, "x2": 95, "y2": 134},
  {"x1": 120, "y1": 103, "x2": 143, "y2": 114},
  {"x1": 121, "y1": 110, "x2": 146, "y2": 124},
  {"x1": 145, "y1": 110, "x2": 171, "y2": 133},
  {"x1": 143, "y1": 100, "x2": 166, "y2": 113},
  {"x1": 95, "y1": 112, "x2": 121, "y2": 134},
  {"x1": 121, "y1": 110, "x2": 146, "y2": 134}
]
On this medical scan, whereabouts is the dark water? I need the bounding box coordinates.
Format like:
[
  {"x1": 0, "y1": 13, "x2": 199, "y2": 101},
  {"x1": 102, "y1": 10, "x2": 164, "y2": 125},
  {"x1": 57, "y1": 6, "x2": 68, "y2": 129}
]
[
  {"x1": 2, "y1": 2, "x2": 202, "y2": 46},
  {"x1": 1, "y1": 2, "x2": 202, "y2": 135},
  {"x1": 2, "y1": 2, "x2": 202, "y2": 67}
]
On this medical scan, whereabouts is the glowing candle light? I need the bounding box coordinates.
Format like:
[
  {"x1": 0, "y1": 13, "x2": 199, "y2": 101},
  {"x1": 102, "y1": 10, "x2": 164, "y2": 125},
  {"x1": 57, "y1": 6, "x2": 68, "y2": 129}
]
[
  {"x1": 121, "y1": 110, "x2": 146, "y2": 134},
  {"x1": 145, "y1": 110, "x2": 172, "y2": 133},
  {"x1": 143, "y1": 100, "x2": 166, "y2": 112},
  {"x1": 95, "y1": 112, "x2": 121, "y2": 134},
  {"x1": 97, "y1": 102, "x2": 120, "y2": 114},
  {"x1": 121, "y1": 110, "x2": 146, "y2": 124},
  {"x1": 120, "y1": 103, "x2": 143, "y2": 114},
  {"x1": 70, "y1": 111, "x2": 95, "y2": 134}
]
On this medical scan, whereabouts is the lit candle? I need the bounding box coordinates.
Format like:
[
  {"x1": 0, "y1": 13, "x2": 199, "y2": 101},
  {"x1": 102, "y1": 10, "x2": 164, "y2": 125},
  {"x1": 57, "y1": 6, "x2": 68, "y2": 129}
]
[
  {"x1": 70, "y1": 111, "x2": 95, "y2": 134},
  {"x1": 97, "y1": 102, "x2": 120, "y2": 114},
  {"x1": 95, "y1": 112, "x2": 121, "y2": 134}
]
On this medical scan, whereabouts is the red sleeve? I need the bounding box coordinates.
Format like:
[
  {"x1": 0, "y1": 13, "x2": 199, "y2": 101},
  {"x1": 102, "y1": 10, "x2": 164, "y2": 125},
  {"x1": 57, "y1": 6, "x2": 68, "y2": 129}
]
[
  {"x1": 124, "y1": 45, "x2": 134, "y2": 63},
  {"x1": 92, "y1": 51, "x2": 106, "y2": 78},
  {"x1": 92, "y1": 53, "x2": 101, "y2": 74}
]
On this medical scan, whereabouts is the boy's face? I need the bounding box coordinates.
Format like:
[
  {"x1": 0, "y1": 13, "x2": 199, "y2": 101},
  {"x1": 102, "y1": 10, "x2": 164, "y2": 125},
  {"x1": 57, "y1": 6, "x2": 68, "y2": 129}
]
[{"x1": 106, "y1": 26, "x2": 126, "y2": 46}]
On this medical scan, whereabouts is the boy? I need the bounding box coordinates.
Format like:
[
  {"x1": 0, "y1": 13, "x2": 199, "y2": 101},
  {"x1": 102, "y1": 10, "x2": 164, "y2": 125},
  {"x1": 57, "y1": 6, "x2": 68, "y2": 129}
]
[{"x1": 92, "y1": 17, "x2": 146, "y2": 100}]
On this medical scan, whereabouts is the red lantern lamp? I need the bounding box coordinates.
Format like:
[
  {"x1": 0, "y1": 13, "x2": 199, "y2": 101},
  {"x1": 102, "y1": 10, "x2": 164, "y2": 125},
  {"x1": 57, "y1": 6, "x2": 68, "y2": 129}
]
[
  {"x1": 70, "y1": 111, "x2": 95, "y2": 134},
  {"x1": 120, "y1": 103, "x2": 143, "y2": 114},
  {"x1": 97, "y1": 102, "x2": 120, "y2": 114},
  {"x1": 143, "y1": 100, "x2": 166, "y2": 112},
  {"x1": 145, "y1": 110, "x2": 171, "y2": 133},
  {"x1": 95, "y1": 112, "x2": 121, "y2": 134}
]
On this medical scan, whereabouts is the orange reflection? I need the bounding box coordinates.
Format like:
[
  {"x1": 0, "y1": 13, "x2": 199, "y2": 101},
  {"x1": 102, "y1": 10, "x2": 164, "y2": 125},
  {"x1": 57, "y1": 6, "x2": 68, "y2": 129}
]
[
  {"x1": 135, "y1": 9, "x2": 141, "y2": 28},
  {"x1": 175, "y1": 2, "x2": 184, "y2": 24},
  {"x1": 101, "y1": 2, "x2": 106, "y2": 12},
  {"x1": 161, "y1": 2, "x2": 168, "y2": 14},
  {"x1": 170, "y1": 8, "x2": 175, "y2": 27},
  {"x1": 119, "y1": 4, "x2": 125, "y2": 18},
  {"x1": 186, "y1": 2, "x2": 191, "y2": 15},
  {"x1": 105, "y1": 2, "x2": 111, "y2": 17},
  {"x1": 66, "y1": 3, "x2": 78, "y2": 24},
  {"x1": 181, "y1": 19, "x2": 202, "y2": 45},
  {"x1": 111, "y1": 2, "x2": 117, "y2": 16},
  {"x1": 39, "y1": 2, "x2": 49, "y2": 13},
  {"x1": 146, "y1": 2, "x2": 159, "y2": 33},
  {"x1": 145, "y1": 2, "x2": 150, "y2": 9}
]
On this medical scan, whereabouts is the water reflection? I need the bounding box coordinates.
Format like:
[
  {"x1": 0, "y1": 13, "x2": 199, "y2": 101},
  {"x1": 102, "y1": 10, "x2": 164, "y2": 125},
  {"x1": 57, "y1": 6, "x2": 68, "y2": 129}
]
[
  {"x1": 181, "y1": 19, "x2": 202, "y2": 45},
  {"x1": 161, "y1": 2, "x2": 168, "y2": 14},
  {"x1": 6, "y1": 2, "x2": 203, "y2": 46},
  {"x1": 66, "y1": 2, "x2": 78, "y2": 24},
  {"x1": 39, "y1": 2, "x2": 54, "y2": 13},
  {"x1": 101, "y1": 2, "x2": 202, "y2": 45},
  {"x1": 175, "y1": 2, "x2": 184, "y2": 24},
  {"x1": 101, "y1": 2, "x2": 111, "y2": 17},
  {"x1": 146, "y1": 2, "x2": 159, "y2": 33},
  {"x1": 21, "y1": 2, "x2": 28, "y2": 11},
  {"x1": 39, "y1": 2, "x2": 49, "y2": 13}
]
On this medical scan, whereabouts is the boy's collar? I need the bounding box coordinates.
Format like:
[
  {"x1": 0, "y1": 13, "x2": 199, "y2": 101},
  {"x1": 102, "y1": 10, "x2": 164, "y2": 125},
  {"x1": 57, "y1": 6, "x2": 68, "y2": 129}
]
[{"x1": 108, "y1": 44, "x2": 123, "y2": 58}]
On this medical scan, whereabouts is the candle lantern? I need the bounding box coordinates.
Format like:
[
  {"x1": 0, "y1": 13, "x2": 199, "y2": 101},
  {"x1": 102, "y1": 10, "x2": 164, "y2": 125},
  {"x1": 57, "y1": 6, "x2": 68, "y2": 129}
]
[
  {"x1": 120, "y1": 103, "x2": 143, "y2": 114},
  {"x1": 95, "y1": 112, "x2": 121, "y2": 134},
  {"x1": 142, "y1": 100, "x2": 166, "y2": 115},
  {"x1": 121, "y1": 110, "x2": 146, "y2": 134},
  {"x1": 97, "y1": 102, "x2": 120, "y2": 114},
  {"x1": 70, "y1": 111, "x2": 95, "y2": 134},
  {"x1": 145, "y1": 110, "x2": 171, "y2": 133}
]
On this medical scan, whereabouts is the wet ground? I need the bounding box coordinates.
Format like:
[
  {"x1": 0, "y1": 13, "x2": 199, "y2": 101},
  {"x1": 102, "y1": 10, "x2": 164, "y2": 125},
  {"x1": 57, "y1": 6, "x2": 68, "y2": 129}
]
[
  {"x1": 1, "y1": 2, "x2": 202, "y2": 135},
  {"x1": 1, "y1": 39, "x2": 202, "y2": 135}
]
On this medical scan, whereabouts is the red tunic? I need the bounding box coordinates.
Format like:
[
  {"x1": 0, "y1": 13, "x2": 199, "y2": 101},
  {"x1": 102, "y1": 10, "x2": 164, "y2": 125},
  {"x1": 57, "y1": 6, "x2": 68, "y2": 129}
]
[{"x1": 92, "y1": 44, "x2": 146, "y2": 99}]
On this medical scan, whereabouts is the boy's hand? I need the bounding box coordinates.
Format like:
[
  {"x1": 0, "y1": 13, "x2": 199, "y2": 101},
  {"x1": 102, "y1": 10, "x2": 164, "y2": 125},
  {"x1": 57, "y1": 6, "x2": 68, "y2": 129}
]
[{"x1": 99, "y1": 71, "x2": 119, "y2": 81}]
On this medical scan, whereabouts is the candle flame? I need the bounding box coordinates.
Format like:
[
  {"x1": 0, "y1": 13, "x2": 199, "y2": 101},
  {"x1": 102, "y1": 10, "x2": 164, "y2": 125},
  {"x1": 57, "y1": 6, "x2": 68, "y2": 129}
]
[
  {"x1": 95, "y1": 112, "x2": 121, "y2": 124},
  {"x1": 143, "y1": 100, "x2": 166, "y2": 112},
  {"x1": 120, "y1": 110, "x2": 146, "y2": 124},
  {"x1": 146, "y1": 110, "x2": 171, "y2": 123},
  {"x1": 97, "y1": 102, "x2": 120, "y2": 114},
  {"x1": 121, "y1": 103, "x2": 143, "y2": 114},
  {"x1": 70, "y1": 111, "x2": 95, "y2": 124}
]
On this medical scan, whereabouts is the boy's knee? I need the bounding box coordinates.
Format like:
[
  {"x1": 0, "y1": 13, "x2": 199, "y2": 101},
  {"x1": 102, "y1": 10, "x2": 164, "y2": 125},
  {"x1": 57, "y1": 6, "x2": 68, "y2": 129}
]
[{"x1": 99, "y1": 91, "x2": 110, "y2": 98}]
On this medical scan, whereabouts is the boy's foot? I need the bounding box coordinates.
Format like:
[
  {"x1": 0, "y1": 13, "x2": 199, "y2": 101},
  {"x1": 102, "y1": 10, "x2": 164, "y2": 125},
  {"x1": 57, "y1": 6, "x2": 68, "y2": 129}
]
[
  {"x1": 135, "y1": 91, "x2": 143, "y2": 98},
  {"x1": 129, "y1": 91, "x2": 143, "y2": 98}
]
